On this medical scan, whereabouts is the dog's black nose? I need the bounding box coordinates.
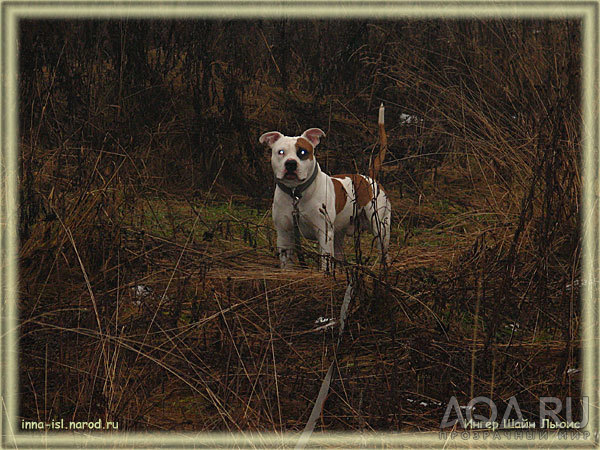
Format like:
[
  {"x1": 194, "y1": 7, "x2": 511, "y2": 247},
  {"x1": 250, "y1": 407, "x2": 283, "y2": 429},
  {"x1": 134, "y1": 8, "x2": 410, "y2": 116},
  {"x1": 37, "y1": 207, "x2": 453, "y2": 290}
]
[{"x1": 285, "y1": 159, "x2": 298, "y2": 171}]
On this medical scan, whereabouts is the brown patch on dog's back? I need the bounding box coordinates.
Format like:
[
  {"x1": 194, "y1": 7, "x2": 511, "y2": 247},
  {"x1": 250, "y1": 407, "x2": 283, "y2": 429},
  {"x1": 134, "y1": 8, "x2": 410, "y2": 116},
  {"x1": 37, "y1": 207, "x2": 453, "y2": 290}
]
[
  {"x1": 332, "y1": 174, "x2": 373, "y2": 207},
  {"x1": 295, "y1": 138, "x2": 314, "y2": 160},
  {"x1": 331, "y1": 178, "x2": 347, "y2": 214}
]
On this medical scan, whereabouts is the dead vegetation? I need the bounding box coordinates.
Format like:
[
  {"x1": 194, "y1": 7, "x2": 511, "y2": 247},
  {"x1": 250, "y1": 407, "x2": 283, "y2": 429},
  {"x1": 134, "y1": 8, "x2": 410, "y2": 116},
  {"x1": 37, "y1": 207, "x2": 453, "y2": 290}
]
[{"x1": 17, "y1": 19, "x2": 582, "y2": 431}]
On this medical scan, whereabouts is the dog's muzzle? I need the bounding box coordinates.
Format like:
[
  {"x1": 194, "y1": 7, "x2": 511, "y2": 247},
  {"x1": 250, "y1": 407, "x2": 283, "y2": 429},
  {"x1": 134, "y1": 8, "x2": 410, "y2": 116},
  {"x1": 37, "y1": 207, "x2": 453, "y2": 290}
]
[{"x1": 284, "y1": 159, "x2": 298, "y2": 180}]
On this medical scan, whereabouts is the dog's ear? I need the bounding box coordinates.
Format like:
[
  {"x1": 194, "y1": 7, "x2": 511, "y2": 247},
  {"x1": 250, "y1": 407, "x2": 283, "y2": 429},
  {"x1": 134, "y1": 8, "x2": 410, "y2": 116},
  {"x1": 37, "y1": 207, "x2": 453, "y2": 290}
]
[
  {"x1": 259, "y1": 131, "x2": 283, "y2": 146},
  {"x1": 301, "y1": 128, "x2": 326, "y2": 148}
]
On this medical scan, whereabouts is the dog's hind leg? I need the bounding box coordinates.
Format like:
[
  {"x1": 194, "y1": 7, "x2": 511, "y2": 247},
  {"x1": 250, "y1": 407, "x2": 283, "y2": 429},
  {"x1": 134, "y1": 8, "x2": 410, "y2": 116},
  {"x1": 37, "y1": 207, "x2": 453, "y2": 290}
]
[
  {"x1": 378, "y1": 207, "x2": 392, "y2": 264},
  {"x1": 378, "y1": 205, "x2": 392, "y2": 264},
  {"x1": 364, "y1": 195, "x2": 392, "y2": 265}
]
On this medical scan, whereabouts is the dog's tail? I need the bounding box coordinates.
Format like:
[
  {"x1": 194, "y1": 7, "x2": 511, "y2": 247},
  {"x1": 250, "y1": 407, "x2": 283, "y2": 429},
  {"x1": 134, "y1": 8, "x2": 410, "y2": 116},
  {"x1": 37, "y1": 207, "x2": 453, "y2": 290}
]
[{"x1": 369, "y1": 102, "x2": 388, "y2": 180}]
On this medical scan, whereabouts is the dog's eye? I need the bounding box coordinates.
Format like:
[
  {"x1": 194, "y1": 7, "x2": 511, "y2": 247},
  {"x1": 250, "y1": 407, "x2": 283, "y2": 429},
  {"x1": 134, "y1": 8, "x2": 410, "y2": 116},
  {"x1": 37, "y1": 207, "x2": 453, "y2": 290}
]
[
  {"x1": 278, "y1": 149, "x2": 284, "y2": 155},
  {"x1": 297, "y1": 149, "x2": 308, "y2": 158}
]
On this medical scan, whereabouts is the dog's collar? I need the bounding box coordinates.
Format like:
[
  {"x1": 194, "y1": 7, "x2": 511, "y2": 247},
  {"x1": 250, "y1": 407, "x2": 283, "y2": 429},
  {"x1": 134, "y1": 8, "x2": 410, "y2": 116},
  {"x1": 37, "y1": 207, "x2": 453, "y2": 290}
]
[{"x1": 276, "y1": 162, "x2": 319, "y2": 200}]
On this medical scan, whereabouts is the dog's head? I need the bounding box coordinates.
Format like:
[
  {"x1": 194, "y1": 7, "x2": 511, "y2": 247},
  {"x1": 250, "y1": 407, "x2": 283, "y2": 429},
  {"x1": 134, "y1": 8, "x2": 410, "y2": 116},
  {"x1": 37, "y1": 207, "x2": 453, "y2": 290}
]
[{"x1": 259, "y1": 128, "x2": 325, "y2": 188}]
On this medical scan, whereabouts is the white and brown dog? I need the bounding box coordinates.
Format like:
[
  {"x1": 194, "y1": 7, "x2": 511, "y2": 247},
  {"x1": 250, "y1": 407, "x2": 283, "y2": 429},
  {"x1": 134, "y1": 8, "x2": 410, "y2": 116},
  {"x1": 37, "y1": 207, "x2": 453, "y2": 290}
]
[{"x1": 260, "y1": 103, "x2": 391, "y2": 270}]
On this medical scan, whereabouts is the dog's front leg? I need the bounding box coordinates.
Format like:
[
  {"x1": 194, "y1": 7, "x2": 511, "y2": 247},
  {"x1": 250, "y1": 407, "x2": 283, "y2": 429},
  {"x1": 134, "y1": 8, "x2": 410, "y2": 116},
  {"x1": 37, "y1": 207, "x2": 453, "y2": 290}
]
[
  {"x1": 333, "y1": 230, "x2": 346, "y2": 263},
  {"x1": 317, "y1": 227, "x2": 335, "y2": 272},
  {"x1": 276, "y1": 230, "x2": 295, "y2": 269}
]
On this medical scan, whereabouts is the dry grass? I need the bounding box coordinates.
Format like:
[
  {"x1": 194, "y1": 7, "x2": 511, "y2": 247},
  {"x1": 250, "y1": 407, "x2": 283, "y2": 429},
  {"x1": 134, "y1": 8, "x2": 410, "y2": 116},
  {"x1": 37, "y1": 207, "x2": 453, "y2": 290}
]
[{"x1": 18, "y1": 158, "x2": 581, "y2": 431}]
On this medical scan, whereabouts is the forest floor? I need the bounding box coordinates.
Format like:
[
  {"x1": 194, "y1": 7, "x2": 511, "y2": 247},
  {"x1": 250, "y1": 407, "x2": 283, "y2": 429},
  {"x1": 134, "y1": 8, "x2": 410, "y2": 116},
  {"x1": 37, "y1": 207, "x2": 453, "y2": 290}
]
[{"x1": 19, "y1": 162, "x2": 581, "y2": 432}]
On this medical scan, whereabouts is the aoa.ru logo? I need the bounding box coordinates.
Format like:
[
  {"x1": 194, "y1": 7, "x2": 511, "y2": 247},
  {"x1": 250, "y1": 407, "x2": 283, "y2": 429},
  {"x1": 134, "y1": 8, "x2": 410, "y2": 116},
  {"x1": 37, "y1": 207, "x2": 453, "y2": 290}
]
[{"x1": 440, "y1": 396, "x2": 588, "y2": 431}]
